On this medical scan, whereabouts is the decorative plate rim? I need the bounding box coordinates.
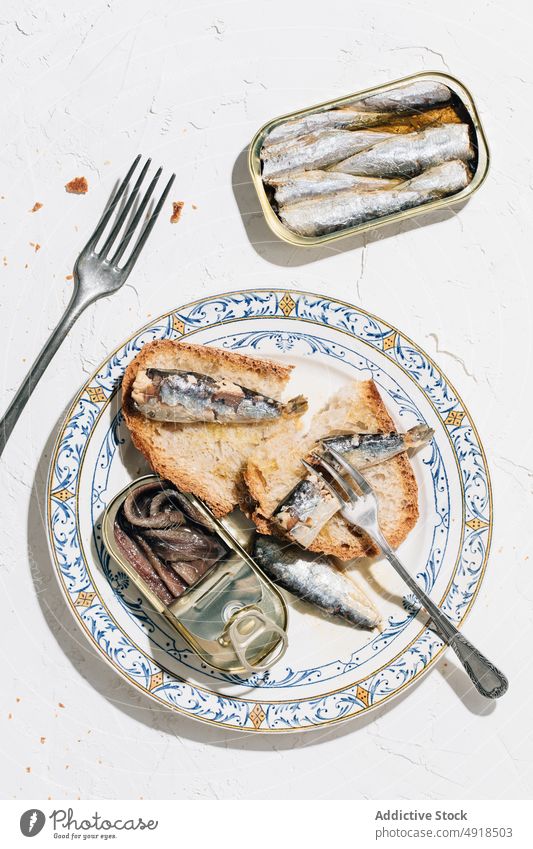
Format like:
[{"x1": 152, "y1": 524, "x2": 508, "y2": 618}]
[{"x1": 46, "y1": 288, "x2": 492, "y2": 733}]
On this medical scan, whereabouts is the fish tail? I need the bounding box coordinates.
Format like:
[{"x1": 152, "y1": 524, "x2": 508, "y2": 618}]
[
  {"x1": 283, "y1": 395, "x2": 308, "y2": 417},
  {"x1": 404, "y1": 424, "x2": 434, "y2": 448}
]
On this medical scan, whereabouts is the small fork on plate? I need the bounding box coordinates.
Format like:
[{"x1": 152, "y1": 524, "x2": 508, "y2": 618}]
[
  {"x1": 303, "y1": 448, "x2": 508, "y2": 700},
  {"x1": 0, "y1": 155, "x2": 175, "y2": 456}
]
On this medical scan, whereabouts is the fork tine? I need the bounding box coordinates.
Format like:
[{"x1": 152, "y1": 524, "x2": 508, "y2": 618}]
[
  {"x1": 99, "y1": 158, "x2": 152, "y2": 259},
  {"x1": 110, "y1": 167, "x2": 162, "y2": 266},
  {"x1": 301, "y1": 459, "x2": 346, "y2": 507},
  {"x1": 123, "y1": 173, "x2": 175, "y2": 275},
  {"x1": 83, "y1": 155, "x2": 141, "y2": 252},
  {"x1": 310, "y1": 453, "x2": 359, "y2": 503},
  {"x1": 326, "y1": 447, "x2": 373, "y2": 495}
]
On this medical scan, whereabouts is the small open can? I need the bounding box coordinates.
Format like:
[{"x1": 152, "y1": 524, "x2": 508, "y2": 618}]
[
  {"x1": 101, "y1": 476, "x2": 288, "y2": 676},
  {"x1": 249, "y1": 71, "x2": 489, "y2": 246}
]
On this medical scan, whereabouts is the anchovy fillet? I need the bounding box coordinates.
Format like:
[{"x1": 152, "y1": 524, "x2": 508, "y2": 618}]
[
  {"x1": 132, "y1": 367, "x2": 308, "y2": 424},
  {"x1": 270, "y1": 170, "x2": 401, "y2": 206},
  {"x1": 279, "y1": 160, "x2": 471, "y2": 237},
  {"x1": 254, "y1": 536, "x2": 380, "y2": 629},
  {"x1": 329, "y1": 124, "x2": 474, "y2": 178},
  {"x1": 274, "y1": 425, "x2": 434, "y2": 548},
  {"x1": 261, "y1": 130, "x2": 396, "y2": 179}
]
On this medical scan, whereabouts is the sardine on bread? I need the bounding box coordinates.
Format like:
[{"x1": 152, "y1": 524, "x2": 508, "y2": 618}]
[
  {"x1": 122, "y1": 340, "x2": 307, "y2": 517},
  {"x1": 244, "y1": 380, "x2": 421, "y2": 560}
]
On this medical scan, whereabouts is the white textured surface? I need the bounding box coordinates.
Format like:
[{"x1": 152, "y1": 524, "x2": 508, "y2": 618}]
[{"x1": 1, "y1": 0, "x2": 532, "y2": 800}]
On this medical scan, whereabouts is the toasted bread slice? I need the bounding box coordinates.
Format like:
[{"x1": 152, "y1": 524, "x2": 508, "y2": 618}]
[
  {"x1": 122, "y1": 340, "x2": 306, "y2": 516},
  {"x1": 244, "y1": 380, "x2": 419, "y2": 560}
]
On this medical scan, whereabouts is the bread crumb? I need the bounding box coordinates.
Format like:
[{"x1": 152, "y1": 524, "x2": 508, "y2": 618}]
[
  {"x1": 40, "y1": 736, "x2": 46, "y2": 744},
  {"x1": 2, "y1": 256, "x2": 7, "y2": 266},
  {"x1": 29, "y1": 242, "x2": 41, "y2": 252},
  {"x1": 8, "y1": 713, "x2": 12, "y2": 720},
  {"x1": 25, "y1": 767, "x2": 31, "y2": 773},
  {"x1": 58, "y1": 702, "x2": 65, "y2": 708},
  {"x1": 30, "y1": 202, "x2": 43, "y2": 213},
  {"x1": 16, "y1": 697, "x2": 21, "y2": 703},
  {"x1": 65, "y1": 274, "x2": 73, "y2": 281},
  {"x1": 192, "y1": 204, "x2": 198, "y2": 210},
  {"x1": 170, "y1": 201, "x2": 184, "y2": 224},
  {"x1": 65, "y1": 176, "x2": 88, "y2": 195}
]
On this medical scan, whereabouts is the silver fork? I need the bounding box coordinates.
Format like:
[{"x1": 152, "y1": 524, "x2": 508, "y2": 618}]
[
  {"x1": 0, "y1": 155, "x2": 175, "y2": 456},
  {"x1": 303, "y1": 448, "x2": 508, "y2": 700}
]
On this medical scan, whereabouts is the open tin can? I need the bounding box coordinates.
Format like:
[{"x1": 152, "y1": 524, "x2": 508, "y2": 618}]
[
  {"x1": 249, "y1": 71, "x2": 489, "y2": 246},
  {"x1": 102, "y1": 475, "x2": 288, "y2": 676}
]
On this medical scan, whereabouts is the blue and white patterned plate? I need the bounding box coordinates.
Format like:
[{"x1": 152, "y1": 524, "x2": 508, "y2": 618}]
[{"x1": 46, "y1": 289, "x2": 491, "y2": 733}]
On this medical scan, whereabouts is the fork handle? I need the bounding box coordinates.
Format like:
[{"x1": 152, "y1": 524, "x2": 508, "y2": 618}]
[
  {"x1": 377, "y1": 535, "x2": 508, "y2": 699},
  {"x1": 0, "y1": 288, "x2": 91, "y2": 456}
]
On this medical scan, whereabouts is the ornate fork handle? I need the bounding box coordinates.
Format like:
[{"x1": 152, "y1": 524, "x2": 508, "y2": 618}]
[
  {"x1": 0, "y1": 288, "x2": 92, "y2": 456},
  {"x1": 375, "y1": 530, "x2": 508, "y2": 700}
]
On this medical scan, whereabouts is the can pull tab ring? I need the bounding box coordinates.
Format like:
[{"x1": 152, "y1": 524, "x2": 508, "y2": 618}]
[{"x1": 227, "y1": 608, "x2": 288, "y2": 675}]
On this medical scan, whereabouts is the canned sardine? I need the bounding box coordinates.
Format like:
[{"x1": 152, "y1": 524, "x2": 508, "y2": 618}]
[
  {"x1": 102, "y1": 476, "x2": 288, "y2": 675},
  {"x1": 249, "y1": 71, "x2": 489, "y2": 246}
]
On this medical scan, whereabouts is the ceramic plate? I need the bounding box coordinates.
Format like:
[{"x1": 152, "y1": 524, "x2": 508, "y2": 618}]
[{"x1": 47, "y1": 289, "x2": 492, "y2": 733}]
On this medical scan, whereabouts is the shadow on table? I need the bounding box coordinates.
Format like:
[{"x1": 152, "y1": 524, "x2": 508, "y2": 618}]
[
  {"x1": 29, "y1": 411, "x2": 494, "y2": 755},
  {"x1": 437, "y1": 656, "x2": 497, "y2": 716},
  {"x1": 231, "y1": 146, "x2": 468, "y2": 268}
]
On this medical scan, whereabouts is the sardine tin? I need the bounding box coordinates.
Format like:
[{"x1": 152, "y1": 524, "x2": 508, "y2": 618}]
[
  {"x1": 102, "y1": 476, "x2": 288, "y2": 676},
  {"x1": 248, "y1": 72, "x2": 489, "y2": 247}
]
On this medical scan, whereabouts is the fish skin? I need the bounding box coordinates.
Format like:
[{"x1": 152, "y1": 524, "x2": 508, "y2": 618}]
[
  {"x1": 263, "y1": 84, "x2": 453, "y2": 147},
  {"x1": 401, "y1": 159, "x2": 470, "y2": 193},
  {"x1": 261, "y1": 130, "x2": 396, "y2": 179},
  {"x1": 279, "y1": 187, "x2": 418, "y2": 236},
  {"x1": 263, "y1": 108, "x2": 404, "y2": 147},
  {"x1": 321, "y1": 424, "x2": 434, "y2": 466},
  {"x1": 254, "y1": 535, "x2": 380, "y2": 629},
  {"x1": 270, "y1": 170, "x2": 402, "y2": 206},
  {"x1": 279, "y1": 159, "x2": 471, "y2": 237},
  {"x1": 274, "y1": 425, "x2": 434, "y2": 547},
  {"x1": 329, "y1": 124, "x2": 474, "y2": 178},
  {"x1": 352, "y1": 80, "x2": 452, "y2": 113},
  {"x1": 131, "y1": 367, "x2": 307, "y2": 424},
  {"x1": 275, "y1": 473, "x2": 338, "y2": 547}
]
